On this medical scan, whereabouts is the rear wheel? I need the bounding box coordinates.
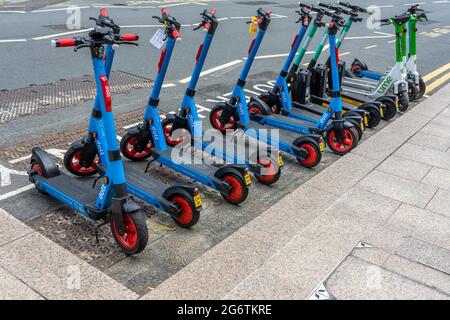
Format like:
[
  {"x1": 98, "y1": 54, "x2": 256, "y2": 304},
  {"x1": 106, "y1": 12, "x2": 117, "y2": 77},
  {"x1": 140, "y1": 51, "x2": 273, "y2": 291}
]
[
  {"x1": 209, "y1": 105, "x2": 237, "y2": 133},
  {"x1": 64, "y1": 145, "x2": 99, "y2": 177},
  {"x1": 30, "y1": 161, "x2": 47, "y2": 195},
  {"x1": 378, "y1": 98, "x2": 397, "y2": 120},
  {"x1": 161, "y1": 117, "x2": 189, "y2": 147},
  {"x1": 220, "y1": 174, "x2": 249, "y2": 205},
  {"x1": 326, "y1": 127, "x2": 359, "y2": 155},
  {"x1": 255, "y1": 157, "x2": 281, "y2": 185},
  {"x1": 296, "y1": 141, "x2": 321, "y2": 168},
  {"x1": 120, "y1": 131, "x2": 153, "y2": 161},
  {"x1": 111, "y1": 211, "x2": 148, "y2": 255},
  {"x1": 170, "y1": 195, "x2": 200, "y2": 228},
  {"x1": 360, "y1": 107, "x2": 381, "y2": 128},
  {"x1": 259, "y1": 94, "x2": 281, "y2": 114},
  {"x1": 408, "y1": 80, "x2": 418, "y2": 102}
]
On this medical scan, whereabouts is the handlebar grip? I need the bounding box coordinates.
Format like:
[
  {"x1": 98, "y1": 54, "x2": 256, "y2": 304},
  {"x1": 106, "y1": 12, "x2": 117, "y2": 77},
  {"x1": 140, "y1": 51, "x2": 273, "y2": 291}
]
[
  {"x1": 210, "y1": 8, "x2": 216, "y2": 15},
  {"x1": 52, "y1": 38, "x2": 76, "y2": 48},
  {"x1": 100, "y1": 8, "x2": 108, "y2": 17},
  {"x1": 121, "y1": 33, "x2": 139, "y2": 41},
  {"x1": 203, "y1": 22, "x2": 211, "y2": 31},
  {"x1": 172, "y1": 29, "x2": 181, "y2": 40},
  {"x1": 161, "y1": 8, "x2": 168, "y2": 16}
]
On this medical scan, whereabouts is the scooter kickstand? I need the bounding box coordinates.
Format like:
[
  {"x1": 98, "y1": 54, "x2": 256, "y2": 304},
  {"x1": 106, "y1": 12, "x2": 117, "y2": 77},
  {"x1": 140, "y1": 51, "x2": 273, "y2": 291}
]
[{"x1": 94, "y1": 220, "x2": 108, "y2": 243}]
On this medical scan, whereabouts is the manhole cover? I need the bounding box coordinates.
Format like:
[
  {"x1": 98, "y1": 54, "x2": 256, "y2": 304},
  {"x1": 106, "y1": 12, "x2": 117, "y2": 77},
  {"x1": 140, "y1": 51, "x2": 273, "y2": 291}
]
[
  {"x1": 234, "y1": 1, "x2": 279, "y2": 6},
  {"x1": 0, "y1": 71, "x2": 153, "y2": 124}
]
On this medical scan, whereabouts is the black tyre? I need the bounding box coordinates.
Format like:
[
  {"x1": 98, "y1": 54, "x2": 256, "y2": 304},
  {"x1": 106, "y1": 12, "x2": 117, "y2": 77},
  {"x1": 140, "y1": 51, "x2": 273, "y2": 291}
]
[
  {"x1": 170, "y1": 194, "x2": 200, "y2": 228},
  {"x1": 296, "y1": 141, "x2": 322, "y2": 168},
  {"x1": 378, "y1": 98, "x2": 397, "y2": 120},
  {"x1": 64, "y1": 144, "x2": 99, "y2": 177},
  {"x1": 110, "y1": 211, "x2": 148, "y2": 255},
  {"x1": 254, "y1": 157, "x2": 281, "y2": 185},
  {"x1": 360, "y1": 106, "x2": 381, "y2": 128},
  {"x1": 415, "y1": 76, "x2": 426, "y2": 100},
  {"x1": 408, "y1": 80, "x2": 418, "y2": 102},
  {"x1": 220, "y1": 173, "x2": 249, "y2": 205},
  {"x1": 120, "y1": 131, "x2": 153, "y2": 161},
  {"x1": 30, "y1": 161, "x2": 47, "y2": 195},
  {"x1": 398, "y1": 91, "x2": 409, "y2": 112},
  {"x1": 161, "y1": 116, "x2": 189, "y2": 147},
  {"x1": 209, "y1": 105, "x2": 238, "y2": 133},
  {"x1": 326, "y1": 126, "x2": 359, "y2": 155}
]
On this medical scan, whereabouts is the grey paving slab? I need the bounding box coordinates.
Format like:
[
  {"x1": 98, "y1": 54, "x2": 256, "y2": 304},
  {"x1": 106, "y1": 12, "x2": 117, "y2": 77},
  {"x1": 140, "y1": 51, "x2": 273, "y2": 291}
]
[
  {"x1": 396, "y1": 143, "x2": 450, "y2": 171},
  {"x1": 325, "y1": 188, "x2": 400, "y2": 224},
  {"x1": 383, "y1": 255, "x2": 450, "y2": 296},
  {"x1": 351, "y1": 247, "x2": 391, "y2": 267},
  {"x1": 409, "y1": 94, "x2": 449, "y2": 118},
  {"x1": 396, "y1": 237, "x2": 450, "y2": 274},
  {"x1": 409, "y1": 131, "x2": 450, "y2": 152},
  {"x1": 306, "y1": 153, "x2": 379, "y2": 195},
  {"x1": 422, "y1": 167, "x2": 450, "y2": 191},
  {"x1": 325, "y1": 256, "x2": 448, "y2": 300},
  {"x1": 386, "y1": 204, "x2": 450, "y2": 250},
  {"x1": 0, "y1": 232, "x2": 138, "y2": 300},
  {"x1": 227, "y1": 235, "x2": 355, "y2": 300},
  {"x1": 239, "y1": 185, "x2": 339, "y2": 250},
  {"x1": 426, "y1": 188, "x2": 450, "y2": 218},
  {"x1": 352, "y1": 129, "x2": 409, "y2": 161},
  {"x1": 363, "y1": 225, "x2": 408, "y2": 253},
  {"x1": 0, "y1": 208, "x2": 33, "y2": 247},
  {"x1": 141, "y1": 231, "x2": 276, "y2": 300},
  {"x1": 377, "y1": 156, "x2": 432, "y2": 182},
  {"x1": 358, "y1": 170, "x2": 437, "y2": 208},
  {"x1": 421, "y1": 122, "x2": 450, "y2": 139},
  {"x1": 0, "y1": 266, "x2": 44, "y2": 300}
]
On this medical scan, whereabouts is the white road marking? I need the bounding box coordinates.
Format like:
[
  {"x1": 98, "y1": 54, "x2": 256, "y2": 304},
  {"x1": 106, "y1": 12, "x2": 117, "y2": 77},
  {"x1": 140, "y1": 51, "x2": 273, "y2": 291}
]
[
  {"x1": 217, "y1": 17, "x2": 229, "y2": 21},
  {"x1": 244, "y1": 88, "x2": 260, "y2": 96},
  {"x1": 432, "y1": 0, "x2": 449, "y2": 3},
  {"x1": 339, "y1": 51, "x2": 351, "y2": 57},
  {"x1": 404, "y1": 2, "x2": 426, "y2": 5},
  {"x1": 377, "y1": 5, "x2": 394, "y2": 8},
  {"x1": 31, "y1": 6, "x2": 90, "y2": 13},
  {"x1": 0, "y1": 10, "x2": 26, "y2": 14},
  {"x1": 0, "y1": 164, "x2": 28, "y2": 187},
  {"x1": 9, "y1": 155, "x2": 31, "y2": 164},
  {"x1": 159, "y1": 3, "x2": 190, "y2": 8},
  {"x1": 32, "y1": 28, "x2": 93, "y2": 41},
  {"x1": 373, "y1": 31, "x2": 394, "y2": 37},
  {"x1": 0, "y1": 39, "x2": 27, "y2": 43},
  {"x1": 0, "y1": 185, "x2": 35, "y2": 201},
  {"x1": 179, "y1": 60, "x2": 243, "y2": 84},
  {"x1": 192, "y1": 2, "x2": 208, "y2": 5},
  {"x1": 345, "y1": 35, "x2": 393, "y2": 40},
  {"x1": 365, "y1": 45, "x2": 377, "y2": 49}
]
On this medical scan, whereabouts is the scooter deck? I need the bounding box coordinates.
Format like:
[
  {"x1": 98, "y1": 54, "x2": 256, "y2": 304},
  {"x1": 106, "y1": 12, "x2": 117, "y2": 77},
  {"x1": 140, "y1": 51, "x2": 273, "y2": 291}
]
[
  {"x1": 340, "y1": 87, "x2": 380, "y2": 104},
  {"x1": 152, "y1": 148, "x2": 221, "y2": 177},
  {"x1": 123, "y1": 161, "x2": 166, "y2": 198},
  {"x1": 38, "y1": 173, "x2": 100, "y2": 209},
  {"x1": 242, "y1": 120, "x2": 308, "y2": 145},
  {"x1": 295, "y1": 99, "x2": 361, "y2": 116}
]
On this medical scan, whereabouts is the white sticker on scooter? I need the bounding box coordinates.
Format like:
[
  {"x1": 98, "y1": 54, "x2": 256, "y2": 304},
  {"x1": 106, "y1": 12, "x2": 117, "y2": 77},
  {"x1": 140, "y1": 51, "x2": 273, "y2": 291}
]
[{"x1": 150, "y1": 29, "x2": 166, "y2": 50}]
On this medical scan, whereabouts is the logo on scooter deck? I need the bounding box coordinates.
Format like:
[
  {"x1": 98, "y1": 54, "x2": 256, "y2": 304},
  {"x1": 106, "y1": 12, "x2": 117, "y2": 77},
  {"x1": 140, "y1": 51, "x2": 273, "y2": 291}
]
[
  {"x1": 377, "y1": 76, "x2": 394, "y2": 94},
  {"x1": 100, "y1": 76, "x2": 112, "y2": 112}
]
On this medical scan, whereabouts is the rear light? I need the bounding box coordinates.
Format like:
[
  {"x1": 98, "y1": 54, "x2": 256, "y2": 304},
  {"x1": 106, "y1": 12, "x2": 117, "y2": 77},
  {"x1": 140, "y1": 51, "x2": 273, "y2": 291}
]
[
  {"x1": 244, "y1": 168, "x2": 249, "y2": 175},
  {"x1": 193, "y1": 188, "x2": 200, "y2": 196},
  {"x1": 100, "y1": 8, "x2": 108, "y2": 17}
]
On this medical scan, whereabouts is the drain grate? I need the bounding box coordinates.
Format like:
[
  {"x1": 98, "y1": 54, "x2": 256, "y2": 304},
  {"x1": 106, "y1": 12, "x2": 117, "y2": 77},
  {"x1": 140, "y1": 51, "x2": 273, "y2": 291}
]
[{"x1": 0, "y1": 71, "x2": 153, "y2": 124}]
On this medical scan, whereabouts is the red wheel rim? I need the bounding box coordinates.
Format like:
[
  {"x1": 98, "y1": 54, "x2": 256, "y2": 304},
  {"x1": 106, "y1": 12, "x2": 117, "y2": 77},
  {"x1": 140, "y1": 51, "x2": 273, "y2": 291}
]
[
  {"x1": 211, "y1": 109, "x2": 236, "y2": 133},
  {"x1": 297, "y1": 143, "x2": 318, "y2": 167},
  {"x1": 163, "y1": 121, "x2": 187, "y2": 146},
  {"x1": 69, "y1": 151, "x2": 99, "y2": 175},
  {"x1": 328, "y1": 129, "x2": 354, "y2": 152},
  {"x1": 33, "y1": 163, "x2": 43, "y2": 176},
  {"x1": 257, "y1": 158, "x2": 277, "y2": 184},
  {"x1": 222, "y1": 175, "x2": 244, "y2": 203},
  {"x1": 248, "y1": 105, "x2": 263, "y2": 116},
  {"x1": 171, "y1": 196, "x2": 193, "y2": 226},
  {"x1": 124, "y1": 136, "x2": 152, "y2": 159},
  {"x1": 112, "y1": 213, "x2": 138, "y2": 250}
]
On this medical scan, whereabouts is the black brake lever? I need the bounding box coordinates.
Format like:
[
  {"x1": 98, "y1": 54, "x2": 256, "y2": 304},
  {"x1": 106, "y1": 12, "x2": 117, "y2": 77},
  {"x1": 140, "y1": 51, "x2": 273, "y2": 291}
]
[
  {"x1": 116, "y1": 41, "x2": 139, "y2": 46},
  {"x1": 74, "y1": 43, "x2": 91, "y2": 52}
]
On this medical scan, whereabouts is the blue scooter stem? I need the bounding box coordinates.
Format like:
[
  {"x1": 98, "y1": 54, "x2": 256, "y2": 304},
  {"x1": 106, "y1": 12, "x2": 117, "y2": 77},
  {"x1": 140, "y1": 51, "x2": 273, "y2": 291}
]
[
  {"x1": 281, "y1": 24, "x2": 308, "y2": 73},
  {"x1": 187, "y1": 32, "x2": 214, "y2": 91},
  {"x1": 239, "y1": 29, "x2": 266, "y2": 82}
]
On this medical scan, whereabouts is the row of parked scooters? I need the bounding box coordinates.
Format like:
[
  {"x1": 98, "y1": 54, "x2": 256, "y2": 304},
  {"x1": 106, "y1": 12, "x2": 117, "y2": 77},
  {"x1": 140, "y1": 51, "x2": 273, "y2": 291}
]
[{"x1": 27, "y1": 2, "x2": 428, "y2": 254}]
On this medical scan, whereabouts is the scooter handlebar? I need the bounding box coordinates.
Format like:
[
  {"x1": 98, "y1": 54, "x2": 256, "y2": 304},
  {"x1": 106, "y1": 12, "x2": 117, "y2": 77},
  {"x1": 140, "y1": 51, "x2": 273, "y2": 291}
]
[
  {"x1": 153, "y1": 8, "x2": 182, "y2": 40},
  {"x1": 194, "y1": 8, "x2": 218, "y2": 32},
  {"x1": 119, "y1": 33, "x2": 139, "y2": 41},
  {"x1": 336, "y1": 1, "x2": 368, "y2": 13},
  {"x1": 51, "y1": 38, "x2": 79, "y2": 48}
]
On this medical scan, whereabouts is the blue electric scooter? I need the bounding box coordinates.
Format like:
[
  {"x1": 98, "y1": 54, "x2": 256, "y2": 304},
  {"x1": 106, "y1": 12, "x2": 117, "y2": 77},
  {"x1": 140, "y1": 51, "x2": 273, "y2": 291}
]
[
  {"x1": 63, "y1": 10, "x2": 203, "y2": 229},
  {"x1": 233, "y1": 7, "x2": 361, "y2": 155},
  {"x1": 28, "y1": 28, "x2": 149, "y2": 254},
  {"x1": 210, "y1": 8, "x2": 325, "y2": 167},
  {"x1": 252, "y1": 4, "x2": 364, "y2": 155},
  {"x1": 120, "y1": 9, "x2": 251, "y2": 205},
  {"x1": 160, "y1": 9, "x2": 282, "y2": 185}
]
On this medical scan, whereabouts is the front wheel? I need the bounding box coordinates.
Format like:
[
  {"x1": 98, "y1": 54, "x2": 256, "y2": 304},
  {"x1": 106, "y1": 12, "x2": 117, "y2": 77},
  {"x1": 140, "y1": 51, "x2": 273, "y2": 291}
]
[
  {"x1": 398, "y1": 91, "x2": 409, "y2": 112},
  {"x1": 360, "y1": 106, "x2": 381, "y2": 128},
  {"x1": 120, "y1": 131, "x2": 153, "y2": 161},
  {"x1": 170, "y1": 194, "x2": 200, "y2": 228},
  {"x1": 408, "y1": 80, "x2": 418, "y2": 102},
  {"x1": 30, "y1": 161, "x2": 47, "y2": 195},
  {"x1": 64, "y1": 144, "x2": 99, "y2": 177},
  {"x1": 416, "y1": 76, "x2": 426, "y2": 100},
  {"x1": 209, "y1": 105, "x2": 237, "y2": 133},
  {"x1": 111, "y1": 211, "x2": 148, "y2": 255},
  {"x1": 220, "y1": 174, "x2": 249, "y2": 205},
  {"x1": 161, "y1": 117, "x2": 190, "y2": 147},
  {"x1": 296, "y1": 141, "x2": 322, "y2": 168},
  {"x1": 254, "y1": 157, "x2": 281, "y2": 185},
  {"x1": 326, "y1": 127, "x2": 359, "y2": 155}
]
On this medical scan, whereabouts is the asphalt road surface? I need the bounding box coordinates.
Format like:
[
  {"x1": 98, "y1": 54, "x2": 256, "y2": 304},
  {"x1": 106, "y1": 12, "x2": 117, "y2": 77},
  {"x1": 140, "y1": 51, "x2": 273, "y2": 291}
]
[{"x1": 1, "y1": 0, "x2": 450, "y2": 294}]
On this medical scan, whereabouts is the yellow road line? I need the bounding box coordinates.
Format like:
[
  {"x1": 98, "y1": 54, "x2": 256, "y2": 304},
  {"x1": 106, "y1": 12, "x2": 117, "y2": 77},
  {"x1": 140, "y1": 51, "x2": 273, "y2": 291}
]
[
  {"x1": 422, "y1": 62, "x2": 450, "y2": 83},
  {"x1": 425, "y1": 72, "x2": 450, "y2": 94}
]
